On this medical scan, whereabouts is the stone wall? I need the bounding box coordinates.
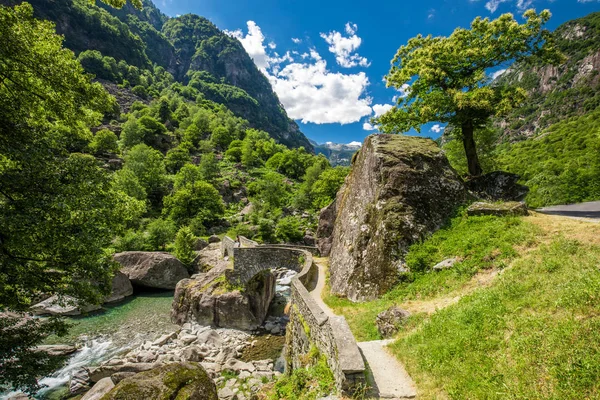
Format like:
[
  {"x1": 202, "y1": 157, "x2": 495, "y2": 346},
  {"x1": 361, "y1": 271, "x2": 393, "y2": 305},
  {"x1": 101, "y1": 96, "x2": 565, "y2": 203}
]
[
  {"x1": 286, "y1": 254, "x2": 366, "y2": 395},
  {"x1": 239, "y1": 236, "x2": 259, "y2": 248},
  {"x1": 221, "y1": 236, "x2": 235, "y2": 258},
  {"x1": 263, "y1": 244, "x2": 320, "y2": 256}
]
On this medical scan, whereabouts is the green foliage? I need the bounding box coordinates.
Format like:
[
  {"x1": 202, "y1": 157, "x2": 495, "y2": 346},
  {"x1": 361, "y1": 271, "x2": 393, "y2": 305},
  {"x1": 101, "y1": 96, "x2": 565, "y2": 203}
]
[
  {"x1": 198, "y1": 152, "x2": 220, "y2": 183},
  {"x1": 173, "y1": 226, "x2": 196, "y2": 270},
  {"x1": 0, "y1": 3, "x2": 129, "y2": 392},
  {"x1": 391, "y1": 237, "x2": 600, "y2": 399},
  {"x1": 265, "y1": 147, "x2": 313, "y2": 180},
  {"x1": 248, "y1": 171, "x2": 291, "y2": 211},
  {"x1": 275, "y1": 216, "x2": 304, "y2": 244},
  {"x1": 112, "y1": 168, "x2": 147, "y2": 201},
  {"x1": 496, "y1": 107, "x2": 600, "y2": 207},
  {"x1": 311, "y1": 167, "x2": 349, "y2": 209},
  {"x1": 89, "y1": 129, "x2": 119, "y2": 155},
  {"x1": 146, "y1": 218, "x2": 176, "y2": 250},
  {"x1": 164, "y1": 146, "x2": 192, "y2": 174},
  {"x1": 163, "y1": 181, "x2": 225, "y2": 228},
  {"x1": 173, "y1": 163, "x2": 202, "y2": 190},
  {"x1": 266, "y1": 354, "x2": 336, "y2": 400},
  {"x1": 123, "y1": 143, "x2": 167, "y2": 204}
]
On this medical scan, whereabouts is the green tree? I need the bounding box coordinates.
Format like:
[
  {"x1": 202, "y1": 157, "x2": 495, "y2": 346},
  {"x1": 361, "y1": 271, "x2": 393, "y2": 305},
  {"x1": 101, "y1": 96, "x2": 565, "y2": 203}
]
[
  {"x1": 146, "y1": 218, "x2": 176, "y2": 250},
  {"x1": 123, "y1": 144, "x2": 167, "y2": 206},
  {"x1": 275, "y1": 216, "x2": 304, "y2": 243},
  {"x1": 173, "y1": 163, "x2": 202, "y2": 190},
  {"x1": 165, "y1": 147, "x2": 191, "y2": 174},
  {"x1": 173, "y1": 226, "x2": 196, "y2": 271},
  {"x1": 163, "y1": 181, "x2": 225, "y2": 228},
  {"x1": 248, "y1": 171, "x2": 290, "y2": 211},
  {"x1": 198, "y1": 152, "x2": 220, "y2": 183},
  {"x1": 89, "y1": 129, "x2": 119, "y2": 155},
  {"x1": 377, "y1": 10, "x2": 563, "y2": 176},
  {"x1": 311, "y1": 167, "x2": 349, "y2": 209},
  {"x1": 0, "y1": 3, "x2": 129, "y2": 392}
]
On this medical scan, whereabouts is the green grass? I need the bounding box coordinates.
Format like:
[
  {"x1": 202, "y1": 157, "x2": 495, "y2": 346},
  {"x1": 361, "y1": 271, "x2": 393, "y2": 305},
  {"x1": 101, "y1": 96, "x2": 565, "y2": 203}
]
[
  {"x1": 391, "y1": 237, "x2": 600, "y2": 399},
  {"x1": 263, "y1": 353, "x2": 336, "y2": 400},
  {"x1": 324, "y1": 214, "x2": 539, "y2": 341}
]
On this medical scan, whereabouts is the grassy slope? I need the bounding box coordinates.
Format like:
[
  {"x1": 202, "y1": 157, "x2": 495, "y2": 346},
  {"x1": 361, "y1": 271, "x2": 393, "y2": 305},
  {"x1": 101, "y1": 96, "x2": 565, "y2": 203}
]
[{"x1": 326, "y1": 213, "x2": 600, "y2": 399}]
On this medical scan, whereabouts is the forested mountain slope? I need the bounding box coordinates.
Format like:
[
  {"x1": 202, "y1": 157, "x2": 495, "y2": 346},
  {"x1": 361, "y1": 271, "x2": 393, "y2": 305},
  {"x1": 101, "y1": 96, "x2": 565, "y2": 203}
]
[
  {"x1": 497, "y1": 11, "x2": 600, "y2": 142},
  {"x1": 0, "y1": 0, "x2": 312, "y2": 150}
]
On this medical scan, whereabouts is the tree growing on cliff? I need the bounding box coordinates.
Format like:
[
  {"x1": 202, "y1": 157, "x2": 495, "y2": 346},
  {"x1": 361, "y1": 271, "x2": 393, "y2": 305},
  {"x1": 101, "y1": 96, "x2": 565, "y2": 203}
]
[{"x1": 377, "y1": 10, "x2": 564, "y2": 176}]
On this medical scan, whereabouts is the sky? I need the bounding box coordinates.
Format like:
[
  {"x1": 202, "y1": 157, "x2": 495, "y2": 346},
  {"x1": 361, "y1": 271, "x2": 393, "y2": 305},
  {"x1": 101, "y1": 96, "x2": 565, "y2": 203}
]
[{"x1": 155, "y1": 0, "x2": 600, "y2": 145}]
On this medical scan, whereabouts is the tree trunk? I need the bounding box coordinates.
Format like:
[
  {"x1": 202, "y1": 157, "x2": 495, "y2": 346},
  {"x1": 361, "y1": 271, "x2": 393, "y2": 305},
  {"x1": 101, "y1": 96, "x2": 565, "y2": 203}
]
[{"x1": 461, "y1": 120, "x2": 483, "y2": 177}]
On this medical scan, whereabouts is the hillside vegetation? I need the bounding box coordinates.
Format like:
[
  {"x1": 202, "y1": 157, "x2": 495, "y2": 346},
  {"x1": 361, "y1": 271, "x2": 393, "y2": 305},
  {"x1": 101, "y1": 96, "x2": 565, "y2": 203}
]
[{"x1": 326, "y1": 213, "x2": 600, "y2": 399}]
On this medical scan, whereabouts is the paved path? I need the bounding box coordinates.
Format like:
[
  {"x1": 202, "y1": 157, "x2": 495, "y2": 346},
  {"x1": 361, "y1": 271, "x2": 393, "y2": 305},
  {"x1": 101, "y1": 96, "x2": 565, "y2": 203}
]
[
  {"x1": 537, "y1": 201, "x2": 600, "y2": 221},
  {"x1": 310, "y1": 258, "x2": 417, "y2": 399}
]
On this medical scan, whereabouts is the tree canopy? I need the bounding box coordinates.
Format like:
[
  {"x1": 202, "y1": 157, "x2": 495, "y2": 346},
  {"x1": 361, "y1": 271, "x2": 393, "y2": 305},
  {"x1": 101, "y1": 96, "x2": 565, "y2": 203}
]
[{"x1": 377, "y1": 9, "x2": 563, "y2": 176}]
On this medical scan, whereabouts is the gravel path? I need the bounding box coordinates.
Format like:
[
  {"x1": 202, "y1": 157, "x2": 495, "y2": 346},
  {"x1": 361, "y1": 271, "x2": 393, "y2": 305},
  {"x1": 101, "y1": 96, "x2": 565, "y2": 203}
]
[
  {"x1": 537, "y1": 201, "x2": 600, "y2": 221},
  {"x1": 310, "y1": 258, "x2": 417, "y2": 399}
]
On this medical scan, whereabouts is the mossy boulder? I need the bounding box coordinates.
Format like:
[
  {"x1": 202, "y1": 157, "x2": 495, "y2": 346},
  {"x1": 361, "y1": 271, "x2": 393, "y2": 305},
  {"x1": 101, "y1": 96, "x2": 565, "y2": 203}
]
[
  {"x1": 327, "y1": 134, "x2": 466, "y2": 301},
  {"x1": 100, "y1": 362, "x2": 217, "y2": 400}
]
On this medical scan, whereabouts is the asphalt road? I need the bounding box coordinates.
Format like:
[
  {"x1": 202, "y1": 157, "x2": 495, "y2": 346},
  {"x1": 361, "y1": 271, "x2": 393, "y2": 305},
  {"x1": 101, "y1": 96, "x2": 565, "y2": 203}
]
[{"x1": 536, "y1": 201, "x2": 600, "y2": 220}]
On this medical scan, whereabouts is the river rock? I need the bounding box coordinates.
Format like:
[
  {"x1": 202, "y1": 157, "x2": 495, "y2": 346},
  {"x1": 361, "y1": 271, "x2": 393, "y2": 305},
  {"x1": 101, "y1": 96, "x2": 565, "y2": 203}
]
[
  {"x1": 69, "y1": 368, "x2": 90, "y2": 395},
  {"x1": 327, "y1": 134, "x2": 466, "y2": 301},
  {"x1": 467, "y1": 201, "x2": 528, "y2": 217},
  {"x1": 104, "y1": 271, "x2": 133, "y2": 303},
  {"x1": 172, "y1": 268, "x2": 275, "y2": 330},
  {"x1": 101, "y1": 362, "x2": 218, "y2": 400},
  {"x1": 80, "y1": 377, "x2": 114, "y2": 400},
  {"x1": 35, "y1": 344, "x2": 78, "y2": 357},
  {"x1": 465, "y1": 171, "x2": 529, "y2": 201},
  {"x1": 30, "y1": 295, "x2": 101, "y2": 316},
  {"x1": 113, "y1": 251, "x2": 189, "y2": 289},
  {"x1": 376, "y1": 306, "x2": 411, "y2": 338},
  {"x1": 88, "y1": 362, "x2": 156, "y2": 382}
]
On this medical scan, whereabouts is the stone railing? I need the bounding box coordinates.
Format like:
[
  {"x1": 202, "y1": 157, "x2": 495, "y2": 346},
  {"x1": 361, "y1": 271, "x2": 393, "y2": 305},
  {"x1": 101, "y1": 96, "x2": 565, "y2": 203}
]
[
  {"x1": 221, "y1": 236, "x2": 236, "y2": 258},
  {"x1": 287, "y1": 253, "x2": 366, "y2": 395},
  {"x1": 262, "y1": 243, "x2": 320, "y2": 256}
]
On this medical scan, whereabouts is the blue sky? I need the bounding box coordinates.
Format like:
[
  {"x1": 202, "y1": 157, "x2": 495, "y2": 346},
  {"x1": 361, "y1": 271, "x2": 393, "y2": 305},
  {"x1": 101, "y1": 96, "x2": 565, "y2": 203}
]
[{"x1": 155, "y1": 0, "x2": 600, "y2": 145}]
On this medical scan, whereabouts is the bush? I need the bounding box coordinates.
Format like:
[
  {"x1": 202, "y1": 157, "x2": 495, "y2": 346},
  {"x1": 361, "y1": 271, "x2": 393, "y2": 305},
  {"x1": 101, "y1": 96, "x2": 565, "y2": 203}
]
[
  {"x1": 146, "y1": 218, "x2": 176, "y2": 250},
  {"x1": 89, "y1": 129, "x2": 118, "y2": 155},
  {"x1": 275, "y1": 216, "x2": 304, "y2": 243},
  {"x1": 173, "y1": 226, "x2": 196, "y2": 271}
]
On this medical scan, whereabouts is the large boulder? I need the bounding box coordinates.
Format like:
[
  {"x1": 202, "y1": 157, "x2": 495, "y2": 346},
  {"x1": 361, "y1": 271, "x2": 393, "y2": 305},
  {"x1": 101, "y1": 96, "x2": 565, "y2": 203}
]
[
  {"x1": 376, "y1": 306, "x2": 411, "y2": 338},
  {"x1": 316, "y1": 201, "x2": 337, "y2": 257},
  {"x1": 30, "y1": 295, "x2": 101, "y2": 316},
  {"x1": 172, "y1": 268, "x2": 275, "y2": 330},
  {"x1": 327, "y1": 134, "x2": 466, "y2": 301},
  {"x1": 104, "y1": 271, "x2": 133, "y2": 303},
  {"x1": 465, "y1": 171, "x2": 529, "y2": 201},
  {"x1": 100, "y1": 362, "x2": 218, "y2": 400},
  {"x1": 113, "y1": 252, "x2": 189, "y2": 290}
]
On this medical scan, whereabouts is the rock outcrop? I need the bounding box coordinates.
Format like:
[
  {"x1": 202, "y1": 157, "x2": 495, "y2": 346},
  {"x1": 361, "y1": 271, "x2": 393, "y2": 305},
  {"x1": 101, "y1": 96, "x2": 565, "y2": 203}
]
[
  {"x1": 101, "y1": 362, "x2": 218, "y2": 400},
  {"x1": 327, "y1": 134, "x2": 466, "y2": 301},
  {"x1": 376, "y1": 306, "x2": 411, "y2": 338},
  {"x1": 30, "y1": 295, "x2": 101, "y2": 316},
  {"x1": 316, "y1": 201, "x2": 337, "y2": 257},
  {"x1": 104, "y1": 271, "x2": 133, "y2": 303},
  {"x1": 465, "y1": 171, "x2": 529, "y2": 202},
  {"x1": 172, "y1": 267, "x2": 275, "y2": 330},
  {"x1": 467, "y1": 201, "x2": 528, "y2": 217},
  {"x1": 114, "y1": 252, "x2": 189, "y2": 290}
]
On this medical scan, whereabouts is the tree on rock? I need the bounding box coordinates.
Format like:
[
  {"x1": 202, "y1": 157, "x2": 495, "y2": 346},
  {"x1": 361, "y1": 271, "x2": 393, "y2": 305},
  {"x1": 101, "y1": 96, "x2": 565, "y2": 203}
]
[{"x1": 377, "y1": 10, "x2": 563, "y2": 176}]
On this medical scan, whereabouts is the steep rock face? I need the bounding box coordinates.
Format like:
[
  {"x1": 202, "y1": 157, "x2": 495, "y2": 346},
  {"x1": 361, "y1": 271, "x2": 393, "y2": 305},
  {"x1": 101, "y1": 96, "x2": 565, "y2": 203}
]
[
  {"x1": 101, "y1": 362, "x2": 218, "y2": 400},
  {"x1": 114, "y1": 251, "x2": 189, "y2": 289},
  {"x1": 172, "y1": 267, "x2": 275, "y2": 330},
  {"x1": 327, "y1": 134, "x2": 465, "y2": 301}
]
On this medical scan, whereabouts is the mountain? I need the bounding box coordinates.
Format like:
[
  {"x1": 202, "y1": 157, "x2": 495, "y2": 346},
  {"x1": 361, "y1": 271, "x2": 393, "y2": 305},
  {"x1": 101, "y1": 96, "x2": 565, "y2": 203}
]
[
  {"x1": 496, "y1": 11, "x2": 600, "y2": 142},
  {"x1": 1, "y1": 0, "x2": 312, "y2": 150},
  {"x1": 310, "y1": 140, "x2": 361, "y2": 166}
]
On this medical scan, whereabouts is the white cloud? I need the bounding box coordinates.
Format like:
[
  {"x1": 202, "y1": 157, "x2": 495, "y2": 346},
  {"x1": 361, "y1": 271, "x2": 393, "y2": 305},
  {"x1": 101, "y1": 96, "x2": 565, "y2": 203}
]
[
  {"x1": 372, "y1": 103, "x2": 393, "y2": 117},
  {"x1": 347, "y1": 141, "x2": 362, "y2": 146},
  {"x1": 430, "y1": 124, "x2": 443, "y2": 133},
  {"x1": 226, "y1": 21, "x2": 373, "y2": 125},
  {"x1": 268, "y1": 42, "x2": 276, "y2": 49},
  {"x1": 320, "y1": 22, "x2": 370, "y2": 68},
  {"x1": 398, "y1": 83, "x2": 411, "y2": 98},
  {"x1": 224, "y1": 21, "x2": 270, "y2": 70},
  {"x1": 363, "y1": 122, "x2": 377, "y2": 131},
  {"x1": 428, "y1": 8, "x2": 436, "y2": 19},
  {"x1": 491, "y1": 69, "x2": 507, "y2": 80},
  {"x1": 481, "y1": 0, "x2": 535, "y2": 13},
  {"x1": 292, "y1": 37, "x2": 302, "y2": 44}
]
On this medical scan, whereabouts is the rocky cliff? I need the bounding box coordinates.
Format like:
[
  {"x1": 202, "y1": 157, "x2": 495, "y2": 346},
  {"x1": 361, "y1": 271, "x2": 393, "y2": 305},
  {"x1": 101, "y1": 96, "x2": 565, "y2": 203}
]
[{"x1": 326, "y1": 134, "x2": 465, "y2": 301}]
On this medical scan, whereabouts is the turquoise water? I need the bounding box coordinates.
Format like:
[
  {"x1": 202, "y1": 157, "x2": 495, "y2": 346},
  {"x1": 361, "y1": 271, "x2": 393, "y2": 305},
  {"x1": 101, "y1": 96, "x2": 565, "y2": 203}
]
[{"x1": 45, "y1": 291, "x2": 177, "y2": 347}]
